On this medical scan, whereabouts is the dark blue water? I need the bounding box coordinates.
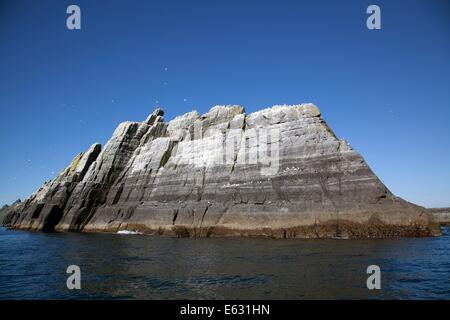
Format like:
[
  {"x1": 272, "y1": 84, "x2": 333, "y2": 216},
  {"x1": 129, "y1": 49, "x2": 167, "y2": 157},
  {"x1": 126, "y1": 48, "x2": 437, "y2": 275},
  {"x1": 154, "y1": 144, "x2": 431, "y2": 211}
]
[{"x1": 0, "y1": 226, "x2": 449, "y2": 299}]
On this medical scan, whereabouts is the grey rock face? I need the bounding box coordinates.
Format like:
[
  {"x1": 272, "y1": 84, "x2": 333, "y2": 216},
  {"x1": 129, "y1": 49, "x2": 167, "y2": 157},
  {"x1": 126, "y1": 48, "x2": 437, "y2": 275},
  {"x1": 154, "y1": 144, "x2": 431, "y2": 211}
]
[
  {"x1": 3, "y1": 104, "x2": 440, "y2": 238},
  {"x1": 4, "y1": 144, "x2": 101, "y2": 231},
  {"x1": 0, "y1": 199, "x2": 21, "y2": 224}
]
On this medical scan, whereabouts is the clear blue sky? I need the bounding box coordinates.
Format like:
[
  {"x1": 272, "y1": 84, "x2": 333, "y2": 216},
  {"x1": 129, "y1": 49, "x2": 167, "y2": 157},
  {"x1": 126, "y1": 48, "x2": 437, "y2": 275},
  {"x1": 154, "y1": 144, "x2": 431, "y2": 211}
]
[{"x1": 0, "y1": 0, "x2": 449, "y2": 208}]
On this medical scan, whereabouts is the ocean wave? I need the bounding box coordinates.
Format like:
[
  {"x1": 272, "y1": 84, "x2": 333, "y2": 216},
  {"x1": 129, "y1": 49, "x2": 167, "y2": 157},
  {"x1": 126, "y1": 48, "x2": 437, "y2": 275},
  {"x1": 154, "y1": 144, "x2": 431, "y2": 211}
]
[{"x1": 117, "y1": 230, "x2": 143, "y2": 235}]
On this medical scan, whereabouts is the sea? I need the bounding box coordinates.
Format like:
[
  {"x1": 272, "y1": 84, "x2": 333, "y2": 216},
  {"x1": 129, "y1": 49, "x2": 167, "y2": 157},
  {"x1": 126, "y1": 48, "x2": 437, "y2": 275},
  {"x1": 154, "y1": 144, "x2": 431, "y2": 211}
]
[{"x1": 0, "y1": 226, "x2": 449, "y2": 299}]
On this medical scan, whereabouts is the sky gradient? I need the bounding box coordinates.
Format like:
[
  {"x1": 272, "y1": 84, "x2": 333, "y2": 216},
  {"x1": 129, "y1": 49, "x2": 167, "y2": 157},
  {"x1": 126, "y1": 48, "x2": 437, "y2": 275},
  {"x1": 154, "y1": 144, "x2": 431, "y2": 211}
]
[{"x1": 0, "y1": 0, "x2": 449, "y2": 208}]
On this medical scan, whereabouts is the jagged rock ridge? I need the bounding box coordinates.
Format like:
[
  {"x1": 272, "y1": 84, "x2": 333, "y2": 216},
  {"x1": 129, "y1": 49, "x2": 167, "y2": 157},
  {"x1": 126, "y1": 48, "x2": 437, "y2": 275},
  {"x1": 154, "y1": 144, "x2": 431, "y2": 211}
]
[{"x1": 3, "y1": 104, "x2": 440, "y2": 238}]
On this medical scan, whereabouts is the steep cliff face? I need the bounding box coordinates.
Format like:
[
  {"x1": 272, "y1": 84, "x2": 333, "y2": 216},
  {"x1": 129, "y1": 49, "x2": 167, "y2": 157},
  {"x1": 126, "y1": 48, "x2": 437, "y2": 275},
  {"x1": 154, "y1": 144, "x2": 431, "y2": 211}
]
[
  {"x1": 0, "y1": 199, "x2": 21, "y2": 224},
  {"x1": 3, "y1": 104, "x2": 440, "y2": 238}
]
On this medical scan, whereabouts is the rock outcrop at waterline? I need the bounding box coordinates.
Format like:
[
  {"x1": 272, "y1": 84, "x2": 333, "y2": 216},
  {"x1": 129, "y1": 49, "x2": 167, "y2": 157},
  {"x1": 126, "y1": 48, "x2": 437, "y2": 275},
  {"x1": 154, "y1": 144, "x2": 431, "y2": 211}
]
[
  {"x1": 428, "y1": 208, "x2": 450, "y2": 225},
  {"x1": 3, "y1": 104, "x2": 440, "y2": 238},
  {"x1": 0, "y1": 199, "x2": 21, "y2": 224}
]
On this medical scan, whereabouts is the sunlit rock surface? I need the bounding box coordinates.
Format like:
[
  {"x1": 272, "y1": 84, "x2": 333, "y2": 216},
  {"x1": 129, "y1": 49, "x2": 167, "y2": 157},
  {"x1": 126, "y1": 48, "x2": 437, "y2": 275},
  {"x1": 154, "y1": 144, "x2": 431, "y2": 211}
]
[{"x1": 3, "y1": 104, "x2": 440, "y2": 238}]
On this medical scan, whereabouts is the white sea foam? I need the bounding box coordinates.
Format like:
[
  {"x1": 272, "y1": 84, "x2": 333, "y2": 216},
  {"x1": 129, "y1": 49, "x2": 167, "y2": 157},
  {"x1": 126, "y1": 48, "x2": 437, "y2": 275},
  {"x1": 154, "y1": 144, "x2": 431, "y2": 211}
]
[{"x1": 117, "y1": 230, "x2": 142, "y2": 235}]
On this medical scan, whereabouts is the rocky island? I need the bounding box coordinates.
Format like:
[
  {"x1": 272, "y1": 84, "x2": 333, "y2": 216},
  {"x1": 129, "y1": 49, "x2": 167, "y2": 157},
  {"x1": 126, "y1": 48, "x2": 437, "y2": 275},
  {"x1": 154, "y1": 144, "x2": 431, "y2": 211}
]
[{"x1": 2, "y1": 104, "x2": 440, "y2": 238}]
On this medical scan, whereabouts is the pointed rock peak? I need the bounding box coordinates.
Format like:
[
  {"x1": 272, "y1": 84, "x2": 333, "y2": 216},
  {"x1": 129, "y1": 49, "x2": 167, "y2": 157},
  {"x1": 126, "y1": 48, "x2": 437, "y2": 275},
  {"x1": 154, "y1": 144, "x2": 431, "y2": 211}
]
[
  {"x1": 64, "y1": 143, "x2": 102, "y2": 177},
  {"x1": 145, "y1": 108, "x2": 165, "y2": 125},
  {"x1": 153, "y1": 108, "x2": 164, "y2": 117},
  {"x1": 67, "y1": 152, "x2": 84, "y2": 175},
  {"x1": 298, "y1": 103, "x2": 321, "y2": 117},
  {"x1": 170, "y1": 110, "x2": 200, "y2": 122},
  {"x1": 258, "y1": 103, "x2": 319, "y2": 115},
  {"x1": 74, "y1": 143, "x2": 101, "y2": 176},
  {"x1": 201, "y1": 105, "x2": 245, "y2": 125},
  {"x1": 166, "y1": 110, "x2": 200, "y2": 138},
  {"x1": 248, "y1": 103, "x2": 321, "y2": 119},
  {"x1": 87, "y1": 143, "x2": 102, "y2": 152},
  {"x1": 204, "y1": 105, "x2": 245, "y2": 116}
]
